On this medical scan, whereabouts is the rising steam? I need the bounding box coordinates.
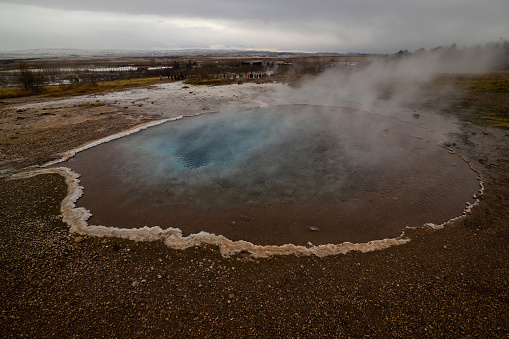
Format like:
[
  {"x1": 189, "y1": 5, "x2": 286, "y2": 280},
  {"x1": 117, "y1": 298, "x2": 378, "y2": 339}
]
[{"x1": 287, "y1": 41, "x2": 509, "y2": 110}]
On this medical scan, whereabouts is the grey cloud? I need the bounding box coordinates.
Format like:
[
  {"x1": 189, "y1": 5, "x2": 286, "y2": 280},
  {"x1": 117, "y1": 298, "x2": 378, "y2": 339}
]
[
  {"x1": 0, "y1": 0, "x2": 508, "y2": 52},
  {"x1": 2, "y1": 0, "x2": 505, "y2": 23}
]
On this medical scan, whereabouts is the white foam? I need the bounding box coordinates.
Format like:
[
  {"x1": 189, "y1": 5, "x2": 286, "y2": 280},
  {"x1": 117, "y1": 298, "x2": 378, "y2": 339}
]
[
  {"x1": 11, "y1": 166, "x2": 413, "y2": 257},
  {"x1": 8, "y1": 101, "x2": 484, "y2": 258},
  {"x1": 44, "y1": 117, "x2": 185, "y2": 167},
  {"x1": 10, "y1": 162, "x2": 483, "y2": 258}
]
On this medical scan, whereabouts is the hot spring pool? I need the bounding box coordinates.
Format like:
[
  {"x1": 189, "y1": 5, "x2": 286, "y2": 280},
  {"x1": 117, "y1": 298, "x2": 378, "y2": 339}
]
[{"x1": 60, "y1": 105, "x2": 480, "y2": 246}]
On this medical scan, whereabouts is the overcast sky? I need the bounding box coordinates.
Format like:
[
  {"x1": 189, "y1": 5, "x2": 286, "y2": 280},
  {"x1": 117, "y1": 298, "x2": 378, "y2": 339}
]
[{"x1": 1, "y1": 0, "x2": 508, "y2": 53}]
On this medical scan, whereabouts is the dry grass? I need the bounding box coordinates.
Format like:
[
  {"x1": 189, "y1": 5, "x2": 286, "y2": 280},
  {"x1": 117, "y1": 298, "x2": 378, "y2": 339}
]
[
  {"x1": 453, "y1": 71, "x2": 509, "y2": 92},
  {"x1": 0, "y1": 77, "x2": 172, "y2": 100},
  {"x1": 184, "y1": 78, "x2": 238, "y2": 86},
  {"x1": 3, "y1": 70, "x2": 509, "y2": 129},
  {"x1": 446, "y1": 72, "x2": 509, "y2": 129},
  {"x1": 183, "y1": 76, "x2": 281, "y2": 86}
]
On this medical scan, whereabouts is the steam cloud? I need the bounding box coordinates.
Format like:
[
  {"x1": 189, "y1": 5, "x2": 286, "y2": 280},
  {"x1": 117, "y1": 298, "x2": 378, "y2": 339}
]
[{"x1": 288, "y1": 42, "x2": 509, "y2": 110}]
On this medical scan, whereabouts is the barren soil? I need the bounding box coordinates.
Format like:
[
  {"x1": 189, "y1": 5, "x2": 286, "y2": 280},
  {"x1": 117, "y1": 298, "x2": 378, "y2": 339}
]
[{"x1": 1, "y1": 78, "x2": 508, "y2": 337}]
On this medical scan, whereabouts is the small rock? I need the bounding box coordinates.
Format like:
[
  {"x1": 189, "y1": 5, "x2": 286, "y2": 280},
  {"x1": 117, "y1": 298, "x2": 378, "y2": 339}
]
[
  {"x1": 230, "y1": 221, "x2": 237, "y2": 226},
  {"x1": 74, "y1": 236, "x2": 85, "y2": 243},
  {"x1": 228, "y1": 293, "x2": 235, "y2": 299},
  {"x1": 280, "y1": 189, "x2": 294, "y2": 197},
  {"x1": 240, "y1": 214, "x2": 250, "y2": 221},
  {"x1": 308, "y1": 226, "x2": 320, "y2": 232}
]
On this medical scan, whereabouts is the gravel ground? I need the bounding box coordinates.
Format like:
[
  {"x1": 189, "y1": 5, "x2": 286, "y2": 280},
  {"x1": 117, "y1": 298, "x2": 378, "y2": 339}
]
[{"x1": 1, "y1": 82, "x2": 508, "y2": 337}]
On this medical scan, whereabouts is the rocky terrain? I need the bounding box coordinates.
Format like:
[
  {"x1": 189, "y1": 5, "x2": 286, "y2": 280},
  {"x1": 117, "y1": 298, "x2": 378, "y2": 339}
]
[{"x1": 1, "y1": 77, "x2": 508, "y2": 337}]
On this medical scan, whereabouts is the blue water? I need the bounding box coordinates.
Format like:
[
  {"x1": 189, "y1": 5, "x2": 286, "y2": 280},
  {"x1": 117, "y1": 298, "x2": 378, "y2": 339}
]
[
  {"x1": 65, "y1": 105, "x2": 480, "y2": 245},
  {"x1": 114, "y1": 107, "x2": 349, "y2": 197},
  {"x1": 110, "y1": 106, "x2": 439, "y2": 207},
  {"x1": 146, "y1": 111, "x2": 276, "y2": 170}
]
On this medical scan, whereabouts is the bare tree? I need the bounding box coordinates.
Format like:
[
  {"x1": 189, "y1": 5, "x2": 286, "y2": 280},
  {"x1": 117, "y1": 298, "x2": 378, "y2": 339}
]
[{"x1": 17, "y1": 61, "x2": 45, "y2": 92}]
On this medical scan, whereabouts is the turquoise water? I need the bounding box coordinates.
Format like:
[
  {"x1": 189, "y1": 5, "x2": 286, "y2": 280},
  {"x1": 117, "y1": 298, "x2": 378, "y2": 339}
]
[
  {"x1": 112, "y1": 106, "x2": 359, "y2": 204},
  {"x1": 135, "y1": 110, "x2": 277, "y2": 170}
]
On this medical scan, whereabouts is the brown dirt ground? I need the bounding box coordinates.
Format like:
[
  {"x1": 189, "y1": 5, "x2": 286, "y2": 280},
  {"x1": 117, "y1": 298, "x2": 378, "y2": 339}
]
[
  {"x1": 1, "y1": 77, "x2": 508, "y2": 337},
  {"x1": 0, "y1": 97, "x2": 154, "y2": 172}
]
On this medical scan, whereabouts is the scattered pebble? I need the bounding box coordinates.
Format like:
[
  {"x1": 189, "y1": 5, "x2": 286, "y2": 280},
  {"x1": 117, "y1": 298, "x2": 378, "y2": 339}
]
[
  {"x1": 1, "y1": 75, "x2": 508, "y2": 338},
  {"x1": 74, "y1": 236, "x2": 85, "y2": 243}
]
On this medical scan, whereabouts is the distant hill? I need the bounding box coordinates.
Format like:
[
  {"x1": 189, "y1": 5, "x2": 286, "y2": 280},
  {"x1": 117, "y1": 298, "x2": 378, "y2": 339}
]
[{"x1": 0, "y1": 48, "x2": 359, "y2": 60}]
